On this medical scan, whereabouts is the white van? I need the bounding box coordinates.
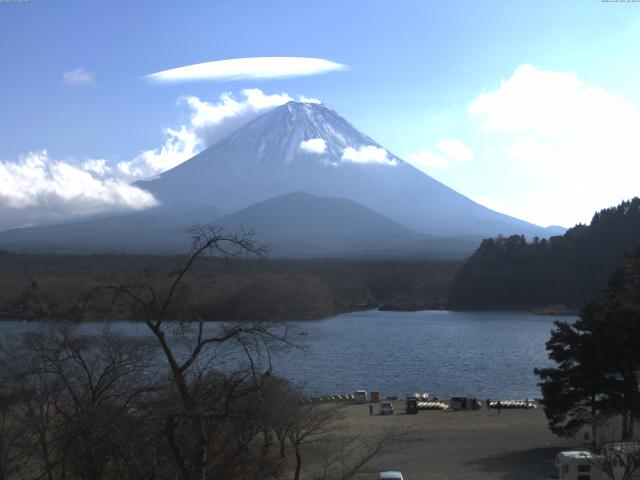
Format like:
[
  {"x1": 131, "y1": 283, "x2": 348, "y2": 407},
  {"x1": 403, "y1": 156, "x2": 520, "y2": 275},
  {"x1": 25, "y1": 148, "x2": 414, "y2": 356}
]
[
  {"x1": 379, "y1": 471, "x2": 403, "y2": 480},
  {"x1": 556, "y1": 444, "x2": 640, "y2": 480},
  {"x1": 556, "y1": 451, "x2": 597, "y2": 480},
  {"x1": 354, "y1": 390, "x2": 368, "y2": 403}
]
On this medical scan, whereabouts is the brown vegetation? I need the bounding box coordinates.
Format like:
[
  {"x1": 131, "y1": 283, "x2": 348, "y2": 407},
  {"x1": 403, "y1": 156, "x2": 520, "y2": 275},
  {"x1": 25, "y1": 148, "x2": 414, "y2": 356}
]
[
  {"x1": 0, "y1": 225, "x2": 405, "y2": 479},
  {"x1": 0, "y1": 249, "x2": 459, "y2": 322}
]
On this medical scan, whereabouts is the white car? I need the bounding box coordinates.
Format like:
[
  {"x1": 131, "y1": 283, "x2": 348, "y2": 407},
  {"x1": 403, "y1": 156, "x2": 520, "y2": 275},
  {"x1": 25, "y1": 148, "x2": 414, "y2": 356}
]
[
  {"x1": 379, "y1": 471, "x2": 404, "y2": 480},
  {"x1": 379, "y1": 401, "x2": 394, "y2": 415}
]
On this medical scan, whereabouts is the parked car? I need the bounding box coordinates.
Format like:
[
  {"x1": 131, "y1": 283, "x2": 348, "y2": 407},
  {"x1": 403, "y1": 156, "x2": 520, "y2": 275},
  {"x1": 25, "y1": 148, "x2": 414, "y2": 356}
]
[
  {"x1": 379, "y1": 401, "x2": 394, "y2": 415},
  {"x1": 379, "y1": 471, "x2": 404, "y2": 480}
]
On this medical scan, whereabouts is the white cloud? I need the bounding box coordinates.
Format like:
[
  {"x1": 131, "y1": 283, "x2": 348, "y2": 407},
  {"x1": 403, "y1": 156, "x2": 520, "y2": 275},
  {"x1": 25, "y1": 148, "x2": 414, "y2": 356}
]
[
  {"x1": 469, "y1": 64, "x2": 639, "y2": 141},
  {"x1": 406, "y1": 151, "x2": 450, "y2": 170},
  {"x1": 116, "y1": 88, "x2": 298, "y2": 180},
  {"x1": 341, "y1": 146, "x2": 397, "y2": 166},
  {"x1": 406, "y1": 138, "x2": 474, "y2": 171},
  {"x1": 299, "y1": 95, "x2": 322, "y2": 104},
  {"x1": 436, "y1": 139, "x2": 474, "y2": 163},
  {"x1": 299, "y1": 138, "x2": 327, "y2": 154},
  {"x1": 62, "y1": 67, "x2": 95, "y2": 86},
  {"x1": 0, "y1": 150, "x2": 157, "y2": 230},
  {"x1": 467, "y1": 64, "x2": 640, "y2": 227},
  {"x1": 0, "y1": 88, "x2": 323, "y2": 229},
  {"x1": 146, "y1": 57, "x2": 346, "y2": 84},
  {"x1": 184, "y1": 88, "x2": 293, "y2": 147},
  {"x1": 117, "y1": 126, "x2": 199, "y2": 180},
  {"x1": 82, "y1": 158, "x2": 111, "y2": 176}
]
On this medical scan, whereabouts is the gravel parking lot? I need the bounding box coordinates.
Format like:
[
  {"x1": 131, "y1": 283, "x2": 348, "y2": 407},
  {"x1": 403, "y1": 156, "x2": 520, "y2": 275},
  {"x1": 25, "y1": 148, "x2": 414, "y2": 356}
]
[{"x1": 336, "y1": 401, "x2": 574, "y2": 480}]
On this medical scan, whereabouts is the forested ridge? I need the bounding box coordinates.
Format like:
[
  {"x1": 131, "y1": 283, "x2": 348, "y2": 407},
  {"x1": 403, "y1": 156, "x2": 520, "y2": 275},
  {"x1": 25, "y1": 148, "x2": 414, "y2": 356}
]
[
  {"x1": 449, "y1": 197, "x2": 640, "y2": 310},
  {"x1": 0, "y1": 252, "x2": 458, "y2": 321}
]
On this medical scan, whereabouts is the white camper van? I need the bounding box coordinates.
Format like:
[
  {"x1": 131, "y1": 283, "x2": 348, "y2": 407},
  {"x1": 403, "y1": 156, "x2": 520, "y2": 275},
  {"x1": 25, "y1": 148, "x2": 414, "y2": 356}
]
[
  {"x1": 556, "y1": 451, "x2": 597, "y2": 480},
  {"x1": 556, "y1": 444, "x2": 640, "y2": 480},
  {"x1": 354, "y1": 390, "x2": 368, "y2": 403}
]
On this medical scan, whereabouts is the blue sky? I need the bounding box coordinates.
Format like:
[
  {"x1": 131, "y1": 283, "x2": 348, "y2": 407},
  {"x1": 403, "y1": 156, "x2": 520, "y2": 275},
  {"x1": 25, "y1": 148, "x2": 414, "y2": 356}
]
[{"x1": 1, "y1": 0, "x2": 640, "y2": 229}]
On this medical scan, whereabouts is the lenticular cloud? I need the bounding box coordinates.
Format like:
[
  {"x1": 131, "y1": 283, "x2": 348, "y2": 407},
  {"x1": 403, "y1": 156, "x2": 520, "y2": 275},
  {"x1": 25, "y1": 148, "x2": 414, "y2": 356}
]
[{"x1": 146, "y1": 57, "x2": 346, "y2": 84}]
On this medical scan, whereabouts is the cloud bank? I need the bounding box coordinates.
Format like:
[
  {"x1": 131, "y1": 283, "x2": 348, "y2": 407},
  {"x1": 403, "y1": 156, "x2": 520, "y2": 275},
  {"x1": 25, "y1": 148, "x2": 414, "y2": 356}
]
[
  {"x1": 62, "y1": 67, "x2": 95, "y2": 86},
  {"x1": 146, "y1": 57, "x2": 346, "y2": 84},
  {"x1": 0, "y1": 150, "x2": 157, "y2": 230},
  {"x1": 0, "y1": 89, "x2": 322, "y2": 231},
  {"x1": 116, "y1": 88, "x2": 299, "y2": 180},
  {"x1": 468, "y1": 64, "x2": 640, "y2": 227}
]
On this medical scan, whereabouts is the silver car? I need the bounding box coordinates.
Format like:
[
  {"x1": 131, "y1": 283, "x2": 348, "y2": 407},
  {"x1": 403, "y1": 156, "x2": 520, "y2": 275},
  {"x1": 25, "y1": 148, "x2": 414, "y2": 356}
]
[{"x1": 379, "y1": 401, "x2": 394, "y2": 415}]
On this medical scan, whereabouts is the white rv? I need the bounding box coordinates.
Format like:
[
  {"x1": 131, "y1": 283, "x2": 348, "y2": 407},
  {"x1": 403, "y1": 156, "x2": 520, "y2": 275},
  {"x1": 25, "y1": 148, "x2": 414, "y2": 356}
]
[
  {"x1": 354, "y1": 390, "x2": 368, "y2": 403},
  {"x1": 556, "y1": 443, "x2": 640, "y2": 480},
  {"x1": 556, "y1": 451, "x2": 598, "y2": 480},
  {"x1": 602, "y1": 443, "x2": 640, "y2": 480}
]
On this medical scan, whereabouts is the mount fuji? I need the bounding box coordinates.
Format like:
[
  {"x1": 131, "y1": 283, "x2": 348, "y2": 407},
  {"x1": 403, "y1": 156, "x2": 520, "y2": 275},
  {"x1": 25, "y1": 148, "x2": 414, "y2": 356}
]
[
  {"x1": 0, "y1": 101, "x2": 562, "y2": 257},
  {"x1": 141, "y1": 101, "x2": 554, "y2": 237}
]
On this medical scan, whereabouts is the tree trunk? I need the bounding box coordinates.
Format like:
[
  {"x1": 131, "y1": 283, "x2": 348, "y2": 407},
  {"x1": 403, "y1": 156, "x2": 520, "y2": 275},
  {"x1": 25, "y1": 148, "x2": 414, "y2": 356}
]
[
  {"x1": 591, "y1": 392, "x2": 598, "y2": 448},
  {"x1": 293, "y1": 444, "x2": 302, "y2": 480},
  {"x1": 622, "y1": 410, "x2": 630, "y2": 441}
]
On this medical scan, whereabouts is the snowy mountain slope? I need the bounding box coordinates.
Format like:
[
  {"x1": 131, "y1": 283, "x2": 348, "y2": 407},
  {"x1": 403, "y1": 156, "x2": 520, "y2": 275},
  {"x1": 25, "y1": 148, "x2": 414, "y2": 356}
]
[{"x1": 140, "y1": 101, "x2": 553, "y2": 237}]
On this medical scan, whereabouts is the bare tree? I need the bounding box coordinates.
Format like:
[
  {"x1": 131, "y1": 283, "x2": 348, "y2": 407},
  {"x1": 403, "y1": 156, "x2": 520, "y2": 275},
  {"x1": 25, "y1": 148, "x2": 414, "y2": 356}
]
[
  {"x1": 0, "y1": 326, "x2": 157, "y2": 480},
  {"x1": 0, "y1": 224, "x2": 401, "y2": 480},
  {"x1": 91, "y1": 225, "x2": 292, "y2": 480},
  {"x1": 313, "y1": 428, "x2": 412, "y2": 480},
  {"x1": 286, "y1": 403, "x2": 340, "y2": 480},
  {"x1": 0, "y1": 391, "x2": 23, "y2": 480},
  {"x1": 584, "y1": 421, "x2": 640, "y2": 480}
]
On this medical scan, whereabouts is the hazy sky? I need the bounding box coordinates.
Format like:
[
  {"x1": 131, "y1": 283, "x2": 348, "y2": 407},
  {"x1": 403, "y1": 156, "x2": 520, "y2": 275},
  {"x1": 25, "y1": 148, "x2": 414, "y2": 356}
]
[{"x1": 1, "y1": 0, "x2": 640, "y2": 229}]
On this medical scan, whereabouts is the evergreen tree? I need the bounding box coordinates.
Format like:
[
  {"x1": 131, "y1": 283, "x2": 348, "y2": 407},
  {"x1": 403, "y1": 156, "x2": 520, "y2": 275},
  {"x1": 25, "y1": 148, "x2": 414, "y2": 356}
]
[
  {"x1": 601, "y1": 248, "x2": 640, "y2": 440},
  {"x1": 534, "y1": 302, "x2": 613, "y2": 443},
  {"x1": 450, "y1": 197, "x2": 640, "y2": 310},
  {"x1": 535, "y1": 247, "x2": 640, "y2": 443}
]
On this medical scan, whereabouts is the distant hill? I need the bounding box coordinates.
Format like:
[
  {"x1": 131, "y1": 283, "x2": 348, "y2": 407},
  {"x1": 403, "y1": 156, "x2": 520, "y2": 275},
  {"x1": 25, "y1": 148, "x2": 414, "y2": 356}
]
[
  {"x1": 0, "y1": 192, "x2": 481, "y2": 258},
  {"x1": 0, "y1": 204, "x2": 223, "y2": 254},
  {"x1": 218, "y1": 191, "x2": 414, "y2": 238},
  {"x1": 448, "y1": 197, "x2": 640, "y2": 309},
  {"x1": 215, "y1": 192, "x2": 480, "y2": 258}
]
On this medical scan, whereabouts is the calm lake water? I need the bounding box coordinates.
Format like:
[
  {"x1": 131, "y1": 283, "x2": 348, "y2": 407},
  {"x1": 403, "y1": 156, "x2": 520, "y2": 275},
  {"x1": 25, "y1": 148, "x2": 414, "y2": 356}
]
[{"x1": 0, "y1": 310, "x2": 573, "y2": 399}]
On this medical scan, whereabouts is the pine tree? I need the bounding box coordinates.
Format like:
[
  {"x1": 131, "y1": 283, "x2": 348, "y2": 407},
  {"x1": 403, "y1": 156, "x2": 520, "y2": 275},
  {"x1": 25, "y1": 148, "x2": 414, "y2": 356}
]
[
  {"x1": 534, "y1": 302, "x2": 613, "y2": 442},
  {"x1": 535, "y1": 247, "x2": 640, "y2": 443}
]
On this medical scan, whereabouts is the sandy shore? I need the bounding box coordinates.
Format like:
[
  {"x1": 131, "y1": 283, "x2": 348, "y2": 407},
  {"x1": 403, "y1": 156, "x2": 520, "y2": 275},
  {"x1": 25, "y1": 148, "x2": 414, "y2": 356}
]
[{"x1": 333, "y1": 401, "x2": 574, "y2": 480}]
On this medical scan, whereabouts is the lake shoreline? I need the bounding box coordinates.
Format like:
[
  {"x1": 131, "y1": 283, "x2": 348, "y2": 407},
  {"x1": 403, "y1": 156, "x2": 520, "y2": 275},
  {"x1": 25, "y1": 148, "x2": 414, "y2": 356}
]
[{"x1": 0, "y1": 303, "x2": 581, "y2": 323}]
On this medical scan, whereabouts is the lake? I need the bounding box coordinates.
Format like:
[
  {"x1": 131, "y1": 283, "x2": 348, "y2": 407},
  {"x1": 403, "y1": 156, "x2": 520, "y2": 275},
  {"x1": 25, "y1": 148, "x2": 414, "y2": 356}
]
[{"x1": 0, "y1": 309, "x2": 572, "y2": 399}]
